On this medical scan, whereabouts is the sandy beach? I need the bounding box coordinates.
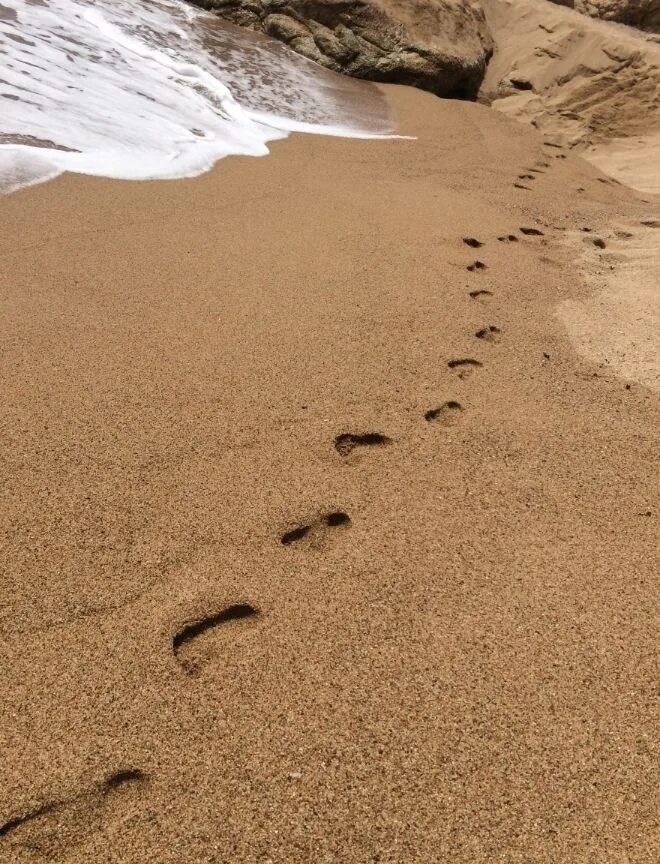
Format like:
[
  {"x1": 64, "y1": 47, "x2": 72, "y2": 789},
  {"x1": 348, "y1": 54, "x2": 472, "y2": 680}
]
[{"x1": 0, "y1": 83, "x2": 658, "y2": 863}]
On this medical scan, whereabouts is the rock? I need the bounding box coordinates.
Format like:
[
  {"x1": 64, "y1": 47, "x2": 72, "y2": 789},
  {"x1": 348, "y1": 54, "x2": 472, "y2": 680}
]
[
  {"x1": 548, "y1": 0, "x2": 660, "y2": 34},
  {"x1": 187, "y1": 0, "x2": 494, "y2": 98}
]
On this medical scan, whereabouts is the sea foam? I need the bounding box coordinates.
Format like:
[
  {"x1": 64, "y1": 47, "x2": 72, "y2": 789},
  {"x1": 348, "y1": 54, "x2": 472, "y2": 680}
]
[{"x1": 0, "y1": 0, "x2": 395, "y2": 193}]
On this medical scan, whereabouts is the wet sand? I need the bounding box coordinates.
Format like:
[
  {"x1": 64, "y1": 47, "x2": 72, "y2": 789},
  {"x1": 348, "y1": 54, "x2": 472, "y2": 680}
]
[{"x1": 0, "y1": 85, "x2": 658, "y2": 863}]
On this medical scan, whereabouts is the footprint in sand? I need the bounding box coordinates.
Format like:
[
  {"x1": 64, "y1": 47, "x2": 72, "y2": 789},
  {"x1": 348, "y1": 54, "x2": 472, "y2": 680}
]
[
  {"x1": 334, "y1": 432, "x2": 391, "y2": 457},
  {"x1": 469, "y1": 289, "x2": 493, "y2": 299},
  {"x1": 498, "y1": 234, "x2": 518, "y2": 243},
  {"x1": 425, "y1": 401, "x2": 463, "y2": 424},
  {"x1": 462, "y1": 237, "x2": 484, "y2": 248},
  {"x1": 467, "y1": 260, "x2": 487, "y2": 272},
  {"x1": 520, "y1": 227, "x2": 544, "y2": 236},
  {"x1": 173, "y1": 603, "x2": 260, "y2": 675},
  {"x1": 514, "y1": 182, "x2": 532, "y2": 190},
  {"x1": 280, "y1": 510, "x2": 351, "y2": 547},
  {"x1": 0, "y1": 770, "x2": 147, "y2": 857},
  {"x1": 518, "y1": 173, "x2": 536, "y2": 181},
  {"x1": 475, "y1": 325, "x2": 501, "y2": 342},
  {"x1": 509, "y1": 78, "x2": 533, "y2": 91},
  {"x1": 448, "y1": 358, "x2": 483, "y2": 379}
]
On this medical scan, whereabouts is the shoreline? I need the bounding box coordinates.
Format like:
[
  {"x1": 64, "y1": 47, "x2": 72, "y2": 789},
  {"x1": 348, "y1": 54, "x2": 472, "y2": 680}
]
[{"x1": 1, "y1": 84, "x2": 658, "y2": 862}]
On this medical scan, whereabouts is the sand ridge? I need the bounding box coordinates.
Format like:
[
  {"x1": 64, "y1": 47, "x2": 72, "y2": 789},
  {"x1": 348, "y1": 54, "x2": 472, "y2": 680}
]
[{"x1": 0, "y1": 85, "x2": 658, "y2": 862}]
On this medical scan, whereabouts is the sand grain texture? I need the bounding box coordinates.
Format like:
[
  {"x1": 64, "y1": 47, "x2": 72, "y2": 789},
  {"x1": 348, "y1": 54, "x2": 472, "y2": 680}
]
[{"x1": 0, "y1": 85, "x2": 658, "y2": 863}]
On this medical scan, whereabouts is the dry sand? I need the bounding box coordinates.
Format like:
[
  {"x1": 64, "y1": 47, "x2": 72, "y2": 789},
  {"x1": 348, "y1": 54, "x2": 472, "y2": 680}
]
[
  {"x1": 585, "y1": 132, "x2": 660, "y2": 195},
  {"x1": 0, "y1": 84, "x2": 658, "y2": 863},
  {"x1": 560, "y1": 220, "x2": 660, "y2": 391},
  {"x1": 482, "y1": 0, "x2": 660, "y2": 152}
]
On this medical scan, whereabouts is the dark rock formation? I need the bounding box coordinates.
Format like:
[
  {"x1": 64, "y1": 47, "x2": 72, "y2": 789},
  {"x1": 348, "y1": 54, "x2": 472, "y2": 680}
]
[
  {"x1": 548, "y1": 0, "x2": 660, "y2": 33},
  {"x1": 188, "y1": 0, "x2": 493, "y2": 98}
]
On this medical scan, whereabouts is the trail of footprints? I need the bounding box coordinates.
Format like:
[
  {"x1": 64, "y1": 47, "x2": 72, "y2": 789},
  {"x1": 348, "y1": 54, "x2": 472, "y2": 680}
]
[
  {"x1": 274, "y1": 229, "x2": 538, "y2": 559},
  {"x1": 514, "y1": 141, "x2": 624, "y2": 197},
  {"x1": 511, "y1": 143, "x2": 575, "y2": 191},
  {"x1": 8, "y1": 140, "x2": 650, "y2": 851},
  {"x1": 465, "y1": 227, "x2": 544, "y2": 303},
  {"x1": 0, "y1": 206, "x2": 565, "y2": 855}
]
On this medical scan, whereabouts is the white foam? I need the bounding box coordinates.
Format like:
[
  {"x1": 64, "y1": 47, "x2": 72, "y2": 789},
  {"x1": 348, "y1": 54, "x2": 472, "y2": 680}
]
[{"x1": 0, "y1": 0, "x2": 395, "y2": 193}]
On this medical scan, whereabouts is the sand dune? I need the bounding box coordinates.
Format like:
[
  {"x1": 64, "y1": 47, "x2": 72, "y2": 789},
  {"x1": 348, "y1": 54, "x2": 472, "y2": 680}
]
[
  {"x1": 1, "y1": 81, "x2": 658, "y2": 862},
  {"x1": 482, "y1": 0, "x2": 660, "y2": 151}
]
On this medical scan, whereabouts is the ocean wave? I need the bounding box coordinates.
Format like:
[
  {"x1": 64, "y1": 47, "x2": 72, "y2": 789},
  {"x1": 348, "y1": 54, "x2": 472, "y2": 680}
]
[{"x1": 0, "y1": 0, "x2": 394, "y2": 193}]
